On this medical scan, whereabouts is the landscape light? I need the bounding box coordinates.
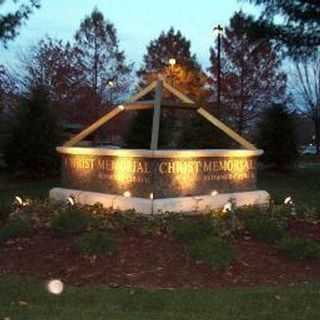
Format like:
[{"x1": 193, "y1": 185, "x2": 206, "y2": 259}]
[
  {"x1": 150, "y1": 193, "x2": 154, "y2": 200},
  {"x1": 223, "y1": 201, "x2": 232, "y2": 213},
  {"x1": 15, "y1": 196, "x2": 24, "y2": 206},
  {"x1": 284, "y1": 196, "x2": 293, "y2": 205},
  {"x1": 66, "y1": 196, "x2": 75, "y2": 207},
  {"x1": 123, "y1": 191, "x2": 131, "y2": 198},
  {"x1": 118, "y1": 105, "x2": 125, "y2": 110},
  {"x1": 211, "y1": 190, "x2": 219, "y2": 197},
  {"x1": 169, "y1": 58, "x2": 176, "y2": 66},
  {"x1": 107, "y1": 80, "x2": 115, "y2": 88},
  {"x1": 47, "y1": 279, "x2": 64, "y2": 295},
  {"x1": 14, "y1": 195, "x2": 28, "y2": 208}
]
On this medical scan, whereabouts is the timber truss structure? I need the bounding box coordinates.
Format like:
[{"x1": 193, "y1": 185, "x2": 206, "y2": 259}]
[{"x1": 64, "y1": 78, "x2": 257, "y2": 151}]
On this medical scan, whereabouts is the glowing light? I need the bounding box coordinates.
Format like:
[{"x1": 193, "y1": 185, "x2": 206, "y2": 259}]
[
  {"x1": 284, "y1": 196, "x2": 293, "y2": 205},
  {"x1": 66, "y1": 196, "x2": 75, "y2": 206},
  {"x1": 118, "y1": 105, "x2": 125, "y2": 110},
  {"x1": 107, "y1": 80, "x2": 115, "y2": 87},
  {"x1": 14, "y1": 196, "x2": 28, "y2": 207},
  {"x1": 123, "y1": 191, "x2": 131, "y2": 198},
  {"x1": 47, "y1": 279, "x2": 64, "y2": 295},
  {"x1": 15, "y1": 196, "x2": 24, "y2": 206},
  {"x1": 223, "y1": 202, "x2": 232, "y2": 213},
  {"x1": 150, "y1": 193, "x2": 154, "y2": 200},
  {"x1": 211, "y1": 190, "x2": 219, "y2": 197},
  {"x1": 169, "y1": 58, "x2": 176, "y2": 66}
]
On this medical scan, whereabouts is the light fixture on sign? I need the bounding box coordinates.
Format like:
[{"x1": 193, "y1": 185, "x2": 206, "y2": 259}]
[
  {"x1": 284, "y1": 196, "x2": 293, "y2": 205},
  {"x1": 123, "y1": 191, "x2": 131, "y2": 198},
  {"x1": 66, "y1": 196, "x2": 75, "y2": 207},
  {"x1": 223, "y1": 201, "x2": 232, "y2": 213}
]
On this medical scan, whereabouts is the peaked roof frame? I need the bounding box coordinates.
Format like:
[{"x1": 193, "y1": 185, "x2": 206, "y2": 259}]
[{"x1": 64, "y1": 78, "x2": 257, "y2": 151}]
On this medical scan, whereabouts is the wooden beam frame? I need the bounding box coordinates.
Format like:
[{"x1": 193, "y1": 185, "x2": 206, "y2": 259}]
[
  {"x1": 128, "y1": 81, "x2": 157, "y2": 103},
  {"x1": 163, "y1": 81, "x2": 195, "y2": 104},
  {"x1": 150, "y1": 80, "x2": 162, "y2": 150},
  {"x1": 197, "y1": 107, "x2": 257, "y2": 150},
  {"x1": 63, "y1": 79, "x2": 257, "y2": 151},
  {"x1": 124, "y1": 104, "x2": 154, "y2": 111},
  {"x1": 161, "y1": 101, "x2": 198, "y2": 109}
]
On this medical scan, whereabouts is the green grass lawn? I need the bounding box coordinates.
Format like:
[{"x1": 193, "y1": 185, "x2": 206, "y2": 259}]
[
  {"x1": 0, "y1": 171, "x2": 59, "y2": 206},
  {"x1": 0, "y1": 277, "x2": 319, "y2": 320},
  {"x1": 258, "y1": 165, "x2": 320, "y2": 207}
]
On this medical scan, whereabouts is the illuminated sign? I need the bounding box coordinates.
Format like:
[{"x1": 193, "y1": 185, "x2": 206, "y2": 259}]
[{"x1": 62, "y1": 154, "x2": 258, "y2": 198}]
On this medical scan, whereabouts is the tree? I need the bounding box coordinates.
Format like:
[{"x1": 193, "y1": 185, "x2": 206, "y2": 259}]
[
  {"x1": 0, "y1": 64, "x2": 17, "y2": 114},
  {"x1": 240, "y1": 0, "x2": 320, "y2": 57},
  {"x1": 209, "y1": 11, "x2": 287, "y2": 135},
  {"x1": 0, "y1": 0, "x2": 40, "y2": 46},
  {"x1": 127, "y1": 28, "x2": 208, "y2": 149},
  {"x1": 257, "y1": 103, "x2": 298, "y2": 170},
  {"x1": 18, "y1": 37, "x2": 83, "y2": 123},
  {"x1": 137, "y1": 27, "x2": 207, "y2": 100},
  {"x1": 4, "y1": 85, "x2": 62, "y2": 177},
  {"x1": 74, "y1": 8, "x2": 132, "y2": 119},
  {"x1": 291, "y1": 50, "x2": 320, "y2": 154}
]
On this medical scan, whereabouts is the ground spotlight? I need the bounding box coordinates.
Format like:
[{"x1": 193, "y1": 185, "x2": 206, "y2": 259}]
[{"x1": 47, "y1": 279, "x2": 64, "y2": 295}]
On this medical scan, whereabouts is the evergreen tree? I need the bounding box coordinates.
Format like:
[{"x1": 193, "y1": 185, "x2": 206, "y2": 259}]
[
  {"x1": 137, "y1": 27, "x2": 207, "y2": 100},
  {"x1": 0, "y1": 0, "x2": 40, "y2": 46},
  {"x1": 74, "y1": 8, "x2": 133, "y2": 119},
  {"x1": 209, "y1": 11, "x2": 287, "y2": 135},
  {"x1": 257, "y1": 103, "x2": 299, "y2": 170},
  {"x1": 240, "y1": 0, "x2": 320, "y2": 57},
  {"x1": 127, "y1": 28, "x2": 208, "y2": 149},
  {"x1": 4, "y1": 86, "x2": 62, "y2": 177}
]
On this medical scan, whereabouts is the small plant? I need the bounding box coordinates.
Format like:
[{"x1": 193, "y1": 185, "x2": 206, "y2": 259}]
[
  {"x1": 245, "y1": 216, "x2": 286, "y2": 243},
  {"x1": 75, "y1": 231, "x2": 116, "y2": 256},
  {"x1": 187, "y1": 236, "x2": 234, "y2": 270},
  {"x1": 279, "y1": 237, "x2": 320, "y2": 260},
  {"x1": 50, "y1": 206, "x2": 92, "y2": 236},
  {"x1": 171, "y1": 216, "x2": 218, "y2": 242},
  {"x1": 0, "y1": 216, "x2": 33, "y2": 243}
]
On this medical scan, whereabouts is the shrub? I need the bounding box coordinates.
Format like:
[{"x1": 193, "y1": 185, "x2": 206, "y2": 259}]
[
  {"x1": 187, "y1": 236, "x2": 234, "y2": 270},
  {"x1": 171, "y1": 217, "x2": 218, "y2": 242},
  {"x1": 0, "y1": 217, "x2": 33, "y2": 243},
  {"x1": 279, "y1": 237, "x2": 320, "y2": 260},
  {"x1": 257, "y1": 103, "x2": 299, "y2": 170},
  {"x1": 245, "y1": 216, "x2": 286, "y2": 243},
  {"x1": 75, "y1": 231, "x2": 116, "y2": 256},
  {"x1": 0, "y1": 204, "x2": 11, "y2": 225},
  {"x1": 4, "y1": 86, "x2": 62, "y2": 177},
  {"x1": 50, "y1": 206, "x2": 92, "y2": 236}
]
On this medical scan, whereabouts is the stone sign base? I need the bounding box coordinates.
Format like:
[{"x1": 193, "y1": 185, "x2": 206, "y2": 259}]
[{"x1": 50, "y1": 188, "x2": 270, "y2": 215}]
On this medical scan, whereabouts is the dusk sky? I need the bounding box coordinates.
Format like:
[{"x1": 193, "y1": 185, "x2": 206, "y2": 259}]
[{"x1": 0, "y1": 0, "x2": 258, "y2": 68}]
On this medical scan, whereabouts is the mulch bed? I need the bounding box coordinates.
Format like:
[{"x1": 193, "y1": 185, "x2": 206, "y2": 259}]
[{"x1": 0, "y1": 220, "x2": 320, "y2": 289}]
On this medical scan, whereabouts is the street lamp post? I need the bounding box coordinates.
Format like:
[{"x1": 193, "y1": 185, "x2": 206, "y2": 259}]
[
  {"x1": 213, "y1": 24, "x2": 223, "y2": 115},
  {"x1": 168, "y1": 58, "x2": 176, "y2": 87}
]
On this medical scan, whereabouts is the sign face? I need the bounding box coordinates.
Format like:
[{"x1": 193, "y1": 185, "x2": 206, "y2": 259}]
[{"x1": 61, "y1": 154, "x2": 258, "y2": 199}]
